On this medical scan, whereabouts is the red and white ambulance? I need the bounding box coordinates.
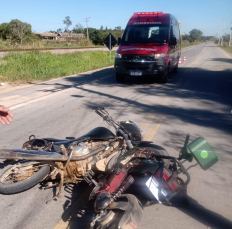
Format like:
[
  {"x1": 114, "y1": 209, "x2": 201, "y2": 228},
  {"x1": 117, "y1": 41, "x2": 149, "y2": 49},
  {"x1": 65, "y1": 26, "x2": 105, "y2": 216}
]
[{"x1": 115, "y1": 12, "x2": 181, "y2": 83}]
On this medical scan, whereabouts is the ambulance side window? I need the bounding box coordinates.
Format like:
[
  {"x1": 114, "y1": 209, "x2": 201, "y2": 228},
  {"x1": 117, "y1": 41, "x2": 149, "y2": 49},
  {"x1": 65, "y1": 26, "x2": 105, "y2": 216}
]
[
  {"x1": 174, "y1": 25, "x2": 180, "y2": 42},
  {"x1": 170, "y1": 25, "x2": 174, "y2": 39}
]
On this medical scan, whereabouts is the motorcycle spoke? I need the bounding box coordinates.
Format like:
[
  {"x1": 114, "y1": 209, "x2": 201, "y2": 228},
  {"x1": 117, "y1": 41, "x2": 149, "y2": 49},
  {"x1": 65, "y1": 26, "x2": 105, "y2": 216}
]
[{"x1": 1, "y1": 165, "x2": 41, "y2": 183}]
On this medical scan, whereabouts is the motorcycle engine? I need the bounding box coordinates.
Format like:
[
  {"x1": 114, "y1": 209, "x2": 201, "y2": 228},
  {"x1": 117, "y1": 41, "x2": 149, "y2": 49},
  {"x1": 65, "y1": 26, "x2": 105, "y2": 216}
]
[{"x1": 71, "y1": 144, "x2": 90, "y2": 156}]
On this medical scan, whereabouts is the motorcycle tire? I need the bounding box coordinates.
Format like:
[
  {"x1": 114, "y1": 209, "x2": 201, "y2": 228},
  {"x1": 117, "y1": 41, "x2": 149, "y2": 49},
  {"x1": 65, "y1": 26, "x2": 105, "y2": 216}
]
[
  {"x1": 0, "y1": 161, "x2": 50, "y2": 194},
  {"x1": 86, "y1": 210, "x2": 123, "y2": 229},
  {"x1": 87, "y1": 194, "x2": 142, "y2": 229}
]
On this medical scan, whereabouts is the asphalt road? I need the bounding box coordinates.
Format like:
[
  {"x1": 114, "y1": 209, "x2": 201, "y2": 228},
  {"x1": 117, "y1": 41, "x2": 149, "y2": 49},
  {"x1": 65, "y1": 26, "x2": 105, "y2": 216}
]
[{"x1": 0, "y1": 43, "x2": 232, "y2": 229}]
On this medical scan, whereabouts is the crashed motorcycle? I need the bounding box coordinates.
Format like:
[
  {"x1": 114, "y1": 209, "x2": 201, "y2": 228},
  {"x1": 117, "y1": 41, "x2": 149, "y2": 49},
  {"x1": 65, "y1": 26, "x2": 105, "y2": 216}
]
[
  {"x1": 0, "y1": 108, "x2": 143, "y2": 196},
  {"x1": 85, "y1": 117, "x2": 218, "y2": 229}
]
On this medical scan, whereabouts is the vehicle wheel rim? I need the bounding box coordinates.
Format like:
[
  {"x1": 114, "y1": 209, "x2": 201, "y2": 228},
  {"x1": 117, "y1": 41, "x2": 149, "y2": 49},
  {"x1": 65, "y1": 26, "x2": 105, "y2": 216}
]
[{"x1": 0, "y1": 164, "x2": 41, "y2": 184}]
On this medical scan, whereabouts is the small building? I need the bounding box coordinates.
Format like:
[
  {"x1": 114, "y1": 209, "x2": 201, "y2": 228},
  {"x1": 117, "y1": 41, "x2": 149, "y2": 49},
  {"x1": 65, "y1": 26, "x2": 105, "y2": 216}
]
[
  {"x1": 57, "y1": 33, "x2": 85, "y2": 41},
  {"x1": 39, "y1": 33, "x2": 58, "y2": 41}
]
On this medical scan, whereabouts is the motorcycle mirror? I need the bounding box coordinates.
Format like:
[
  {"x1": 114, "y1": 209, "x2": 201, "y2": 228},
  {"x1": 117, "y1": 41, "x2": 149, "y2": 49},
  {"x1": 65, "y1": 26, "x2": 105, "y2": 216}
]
[{"x1": 188, "y1": 137, "x2": 218, "y2": 170}]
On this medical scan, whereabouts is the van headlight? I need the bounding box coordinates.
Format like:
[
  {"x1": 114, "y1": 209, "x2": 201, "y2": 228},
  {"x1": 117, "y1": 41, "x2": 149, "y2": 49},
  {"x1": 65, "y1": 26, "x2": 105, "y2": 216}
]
[
  {"x1": 154, "y1": 53, "x2": 166, "y2": 59},
  {"x1": 115, "y1": 53, "x2": 122, "y2": 59}
]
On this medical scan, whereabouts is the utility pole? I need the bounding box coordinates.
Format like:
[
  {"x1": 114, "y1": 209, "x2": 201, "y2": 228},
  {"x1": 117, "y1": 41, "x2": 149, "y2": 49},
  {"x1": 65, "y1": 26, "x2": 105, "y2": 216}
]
[
  {"x1": 229, "y1": 19, "x2": 232, "y2": 47},
  {"x1": 218, "y1": 28, "x2": 221, "y2": 46},
  {"x1": 221, "y1": 20, "x2": 226, "y2": 46},
  {"x1": 84, "y1": 17, "x2": 90, "y2": 41}
]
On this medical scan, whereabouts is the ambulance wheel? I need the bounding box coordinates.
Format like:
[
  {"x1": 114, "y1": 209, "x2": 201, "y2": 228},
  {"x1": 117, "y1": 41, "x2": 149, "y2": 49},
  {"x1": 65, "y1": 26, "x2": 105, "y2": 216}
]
[{"x1": 173, "y1": 61, "x2": 179, "y2": 74}]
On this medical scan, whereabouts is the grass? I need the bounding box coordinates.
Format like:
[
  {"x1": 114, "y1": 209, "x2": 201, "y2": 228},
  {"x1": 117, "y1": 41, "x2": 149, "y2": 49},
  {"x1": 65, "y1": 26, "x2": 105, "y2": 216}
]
[
  {"x1": 219, "y1": 46, "x2": 232, "y2": 56},
  {"x1": 181, "y1": 40, "x2": 202, "y2": 49},
  {"x1": 0, "y1": 51, "x2": 116, "y2": 83},
  {"x1": 0, "y1": 38, "x2": 103, "y2": 50}
]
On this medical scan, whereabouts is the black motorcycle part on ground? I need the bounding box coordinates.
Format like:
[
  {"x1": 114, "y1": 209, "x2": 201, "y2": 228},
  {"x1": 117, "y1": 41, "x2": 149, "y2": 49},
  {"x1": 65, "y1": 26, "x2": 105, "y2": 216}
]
[
  {"x1": 107, "y1": 194, "x2": 143, "y2": 229},
  {"x1": 42, "y1": 138, "x2": 66, "y2": 142},
  {"x1": 94, "y1": 191, "x2": 112, "y2": 211},
  {"x1": 126, "y1": 174, "x2": 159, "y2": 202},
  {"x1": 80, "y1": 127, "x2": 116, "y2": 140},
  {"x1": 0, "y1": 145, "x2": 106, "y2": 161},
  {"x1": 43, "y1": 127, "x2": 115, "y2": 152},
  {"x1": 51, "y1": 136, "x2": 90, "y2": 152},
  {"x1": 45, "y1": 127, "x2": 116, "y2": 144},
  {"x1": 0, "y1": 161, "x2": 50, "y2": 194},
  {"x1": 106, "y1": 143, "x2": 170, "y2": 172}
]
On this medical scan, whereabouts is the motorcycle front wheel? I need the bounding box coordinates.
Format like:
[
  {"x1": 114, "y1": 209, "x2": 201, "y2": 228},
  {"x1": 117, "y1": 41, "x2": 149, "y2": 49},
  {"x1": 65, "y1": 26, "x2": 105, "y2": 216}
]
[{"x1": 0, "y1": 161, "x2": 50, "y2": 194}]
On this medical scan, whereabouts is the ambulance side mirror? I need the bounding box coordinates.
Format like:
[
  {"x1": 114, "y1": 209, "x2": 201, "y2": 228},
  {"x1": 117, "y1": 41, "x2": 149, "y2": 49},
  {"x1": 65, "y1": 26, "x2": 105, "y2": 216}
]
[{"x1": 117, "y1": 37, "x2": 121, "y2": 45}]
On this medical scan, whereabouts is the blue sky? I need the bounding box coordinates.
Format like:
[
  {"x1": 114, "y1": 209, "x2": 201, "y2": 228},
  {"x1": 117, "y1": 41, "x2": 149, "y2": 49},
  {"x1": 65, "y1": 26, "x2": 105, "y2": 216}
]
[{"x1": 0, "y1": 0, "x2": 231, "y2": 36}]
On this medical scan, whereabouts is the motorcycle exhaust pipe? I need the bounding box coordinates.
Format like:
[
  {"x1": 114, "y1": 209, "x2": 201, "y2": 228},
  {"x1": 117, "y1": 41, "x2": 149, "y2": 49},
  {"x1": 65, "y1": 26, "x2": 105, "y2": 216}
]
[
  {"x1": 0, "y1": 149, "x2": 68, "y2": 161},
  {"x1": 0, "y1": 145, "x2": 106, "y2": 162}
]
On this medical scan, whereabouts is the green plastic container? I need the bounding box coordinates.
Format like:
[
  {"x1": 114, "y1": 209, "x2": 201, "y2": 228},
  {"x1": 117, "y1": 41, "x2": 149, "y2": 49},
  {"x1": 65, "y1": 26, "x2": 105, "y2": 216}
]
[{"x1": 188, "y1": 137, "x2": 218, "y2": 170}]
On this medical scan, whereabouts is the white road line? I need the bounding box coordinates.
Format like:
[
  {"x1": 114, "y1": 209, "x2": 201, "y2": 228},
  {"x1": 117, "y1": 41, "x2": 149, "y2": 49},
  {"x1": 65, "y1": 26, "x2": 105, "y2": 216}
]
[
  {"x1": 182, "y1": 44, "x2": 204, "y2": 52},
  {"x1": 99, "y1": 75, "x2": 113, "y2": 80},
  {"x1": 182, "y1": 47, "x2": 197, "y2": 52},
  {"x1": 10, "y1": 95, "x2": 53, "y2": 110},
  {"x1": 10, "y1": 75, "x2": 113, "y2": 110}
]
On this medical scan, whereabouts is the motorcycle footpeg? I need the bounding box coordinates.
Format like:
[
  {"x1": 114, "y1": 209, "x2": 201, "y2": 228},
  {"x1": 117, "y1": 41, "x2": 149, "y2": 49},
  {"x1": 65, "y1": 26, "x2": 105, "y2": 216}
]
[{"x1": 84, "y1": 170, "x2": 95, "y2": 185}]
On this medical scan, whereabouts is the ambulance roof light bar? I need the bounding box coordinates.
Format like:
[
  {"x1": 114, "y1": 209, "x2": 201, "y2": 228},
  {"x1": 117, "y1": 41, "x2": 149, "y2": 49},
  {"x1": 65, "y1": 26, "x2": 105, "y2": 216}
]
[{"x1": 134, "y1": 12, "x2": 163, "y2": 15}]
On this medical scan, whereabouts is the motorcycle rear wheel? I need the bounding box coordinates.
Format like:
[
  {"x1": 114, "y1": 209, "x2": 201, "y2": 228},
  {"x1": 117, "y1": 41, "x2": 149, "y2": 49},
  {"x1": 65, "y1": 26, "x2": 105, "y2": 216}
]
[{"x1": 0, "y1": 161, "x2": 50, "y2": 194}]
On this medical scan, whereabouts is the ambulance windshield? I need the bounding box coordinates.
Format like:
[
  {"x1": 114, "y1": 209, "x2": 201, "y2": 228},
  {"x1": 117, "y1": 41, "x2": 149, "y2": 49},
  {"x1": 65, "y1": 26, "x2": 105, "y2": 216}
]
[{"x1": 121, "y1": 25, "x2": 169, "y2": 44}]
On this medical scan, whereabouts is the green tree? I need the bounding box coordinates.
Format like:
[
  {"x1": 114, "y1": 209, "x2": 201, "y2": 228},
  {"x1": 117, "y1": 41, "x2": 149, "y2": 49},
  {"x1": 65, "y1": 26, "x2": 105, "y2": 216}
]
[
  {"x1": 72, "y1": 23, "x2": 83, "y2": 33},
  {"x1": 89, "y1": 29, "x2": 105, "y2": 45},
  {"x1": 182, "y1": 33, "x2": 189, "y2": 41},
  {"x1": 189, "y1": 29, "x2": 203, "y2": 37},
  {"x1": 48, "y1": 30, "x2": 57, "y2": 34},
  {"x1": 9, "y1": 19, "x2": 32, "y2": 45},
  {"x1": 0, "y1": 23, "x2": 11, "y2": 40},
  {"x1": 57, "y1": 28, "x2": 62, "y2": 33},
  {"x1": 63, "y1": 16, "x2": 72, "y2": 32},
  {"x1": 27, "y1": 33, "x2": 42, "y2": 47},
  {"x1": 189, "y1": 29, "x2": 203, "y2": 42},
  {"x1": 222, "y1": 34, "x2": 230, "y2": 42},
  {"x1": 100, "y1": 25, "x2": 103, "y2": 30},
  {"x1": 115, "y1": 26, "x2": 121, "y2": 31}
]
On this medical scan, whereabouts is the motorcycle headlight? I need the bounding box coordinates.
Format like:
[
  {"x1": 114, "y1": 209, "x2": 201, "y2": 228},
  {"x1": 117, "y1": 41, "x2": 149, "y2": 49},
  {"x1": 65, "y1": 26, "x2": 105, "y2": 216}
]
[
  {"x1": 154, "y1": 53, "x2": 166, "y2": 59},
  {"x1": 115, "y1": 53, "x2": 122, "y2": 59},
  {"x1": 118, "y1": 121, "x2": 143, "y2": 141}
]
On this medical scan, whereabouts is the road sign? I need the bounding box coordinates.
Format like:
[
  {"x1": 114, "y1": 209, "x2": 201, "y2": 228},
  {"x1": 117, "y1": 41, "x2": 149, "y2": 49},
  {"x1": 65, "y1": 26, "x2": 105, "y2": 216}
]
[{"x1": 104, "y1": 33, "x2": 117, "y2": 50}]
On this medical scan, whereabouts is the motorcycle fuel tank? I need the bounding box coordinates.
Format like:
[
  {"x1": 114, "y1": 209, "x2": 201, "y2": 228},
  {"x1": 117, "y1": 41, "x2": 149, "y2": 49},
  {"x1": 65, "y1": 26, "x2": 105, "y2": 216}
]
[{"x1": 81, "y1": 127, "x2": 116, "y2": 140}]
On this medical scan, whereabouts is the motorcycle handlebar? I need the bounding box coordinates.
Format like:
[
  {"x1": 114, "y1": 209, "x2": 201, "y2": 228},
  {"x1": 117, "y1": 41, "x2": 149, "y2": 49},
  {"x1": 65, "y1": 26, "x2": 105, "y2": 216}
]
[
  {"x1": 95, "y1": 108, "x2": 133, "y2": 149},
  {"x1": 117, "y1": 129, "x2": 133, "y2": 149}
]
